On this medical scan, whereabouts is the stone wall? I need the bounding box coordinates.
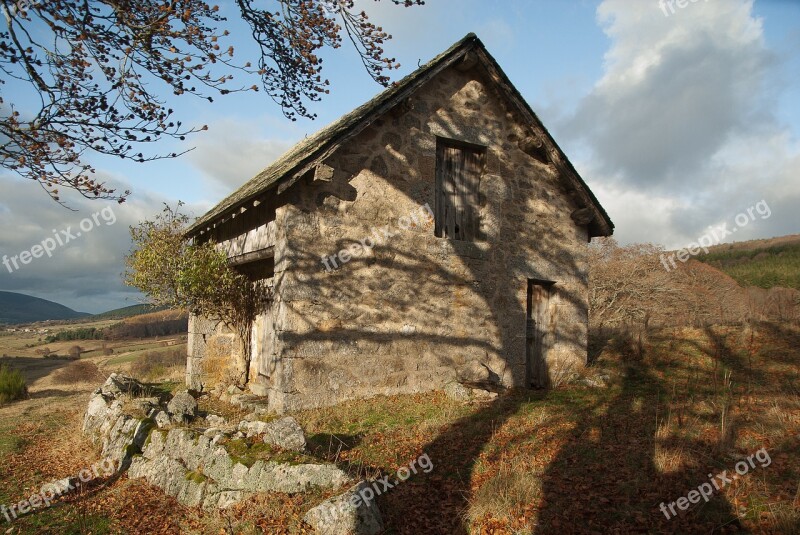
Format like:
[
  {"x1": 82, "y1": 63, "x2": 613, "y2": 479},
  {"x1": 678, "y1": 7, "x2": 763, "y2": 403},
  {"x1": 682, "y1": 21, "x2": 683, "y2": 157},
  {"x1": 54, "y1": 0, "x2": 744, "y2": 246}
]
[
  {"x1": 267, "y1": 64, "x2": 590, "y2": 412},
  {"x1": 187, "y1": 314, "x2": 247, "y2": 391}
]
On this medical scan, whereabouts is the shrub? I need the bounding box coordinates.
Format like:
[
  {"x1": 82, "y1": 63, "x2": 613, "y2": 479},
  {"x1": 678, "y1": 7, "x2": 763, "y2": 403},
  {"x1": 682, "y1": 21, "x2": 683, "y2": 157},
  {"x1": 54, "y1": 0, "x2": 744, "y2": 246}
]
[
  {"x1": 0, "y1": 364, "x2": 28, "y2": 405},
  {"x1": 54, "y1": 360, "x2": 106, "y2": 385}
]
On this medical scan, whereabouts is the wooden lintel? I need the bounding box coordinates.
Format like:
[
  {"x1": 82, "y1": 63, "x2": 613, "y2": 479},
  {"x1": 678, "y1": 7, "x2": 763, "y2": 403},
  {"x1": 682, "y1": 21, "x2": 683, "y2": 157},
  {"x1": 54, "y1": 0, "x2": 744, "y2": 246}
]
[{"x1": 228, "y1": 247, "x2": 275, "y2": 267}]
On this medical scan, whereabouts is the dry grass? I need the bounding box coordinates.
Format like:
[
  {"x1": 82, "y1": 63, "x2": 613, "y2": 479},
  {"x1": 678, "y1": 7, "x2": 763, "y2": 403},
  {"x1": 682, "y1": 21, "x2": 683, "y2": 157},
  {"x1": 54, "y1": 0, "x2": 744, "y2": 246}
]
[
  {"x1": 130, "y1": 347, "x2": 185, "y2": 380},
  {"x1": 653, "y1": 443, "x2": 690, "y2": 474},
  {"x1": 465, "y1": 462, "x2": 543, "y2": 529},
  {"x1": 768, "y1": 503, "x2": 800, "y2": 534},
  {"x1": 0, "y1": 320, "x2": 798, "y2": 533}
]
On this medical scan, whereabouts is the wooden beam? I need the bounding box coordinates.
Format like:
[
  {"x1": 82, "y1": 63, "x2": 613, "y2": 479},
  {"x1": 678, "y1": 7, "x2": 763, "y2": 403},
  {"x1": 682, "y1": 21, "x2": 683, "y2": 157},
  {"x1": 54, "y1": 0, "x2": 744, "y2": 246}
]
[
  {"x1": 519, "y1": 135, "x2": 550, "y2": 164},
  {"x1": 313, "y1": 163, "x2": 335, "y2": 183},
  {"x1": 571, "y1": 207, "x2": 595, "y2": 226},
  {"x1": 228, "y1": 247, "x2": 275, "y2": 267}
]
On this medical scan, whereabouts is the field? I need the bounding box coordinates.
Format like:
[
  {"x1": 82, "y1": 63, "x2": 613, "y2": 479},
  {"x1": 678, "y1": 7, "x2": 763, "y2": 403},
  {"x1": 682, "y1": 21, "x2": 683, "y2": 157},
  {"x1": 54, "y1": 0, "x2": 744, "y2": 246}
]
[{"x1": 0, "y1": 317, "x2": 798, "y2": 534}]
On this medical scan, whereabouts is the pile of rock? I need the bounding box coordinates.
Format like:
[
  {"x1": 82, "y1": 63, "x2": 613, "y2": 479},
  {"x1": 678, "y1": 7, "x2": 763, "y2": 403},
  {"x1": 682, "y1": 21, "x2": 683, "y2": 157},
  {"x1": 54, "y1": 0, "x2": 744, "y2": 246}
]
[
  {"x1": 128, "y1": 427, "x2": 350, "y2": 509},
  {"x1": 82, "y1": 374, "x2": 384, "y2": 534}
]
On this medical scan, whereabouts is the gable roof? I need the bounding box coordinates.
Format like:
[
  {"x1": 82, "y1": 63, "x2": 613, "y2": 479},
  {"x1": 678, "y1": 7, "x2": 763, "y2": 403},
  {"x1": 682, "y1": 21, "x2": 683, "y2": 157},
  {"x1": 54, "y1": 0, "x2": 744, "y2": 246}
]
[{"x1": 187, "y1": 33, "x2": 614, "y2": 238}]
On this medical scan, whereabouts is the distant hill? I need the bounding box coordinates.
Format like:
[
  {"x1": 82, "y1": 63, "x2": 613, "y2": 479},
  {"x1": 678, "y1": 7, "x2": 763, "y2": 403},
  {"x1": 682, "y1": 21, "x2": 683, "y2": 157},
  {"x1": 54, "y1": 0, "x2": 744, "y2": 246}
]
[
  {"x1": 90, "y1": 303, "x2": 166, "y2": 320},
  {"x1": 696, "y1": 234, "x2": 800, "y2": 290},
  {"x1": 0, "y1": 291, "x2": 89, "y2": 325}
]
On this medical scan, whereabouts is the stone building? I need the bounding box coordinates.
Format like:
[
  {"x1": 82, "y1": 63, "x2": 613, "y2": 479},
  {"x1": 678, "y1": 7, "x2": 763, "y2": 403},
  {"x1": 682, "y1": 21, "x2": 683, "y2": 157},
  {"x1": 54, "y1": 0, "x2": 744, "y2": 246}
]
[{"x1": 184, "y1": 34, "x2": 614, "y2": 413}]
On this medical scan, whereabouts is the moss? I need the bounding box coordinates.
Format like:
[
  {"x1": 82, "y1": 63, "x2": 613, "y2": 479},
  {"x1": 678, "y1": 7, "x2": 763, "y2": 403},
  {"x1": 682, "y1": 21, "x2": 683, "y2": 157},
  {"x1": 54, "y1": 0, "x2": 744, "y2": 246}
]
[
  {"x1": 185, "y1": 469, "x2": 207, "y2": 484},
  {"x1": 222, "y1": 437, "x2": 312, "y2": 467}
]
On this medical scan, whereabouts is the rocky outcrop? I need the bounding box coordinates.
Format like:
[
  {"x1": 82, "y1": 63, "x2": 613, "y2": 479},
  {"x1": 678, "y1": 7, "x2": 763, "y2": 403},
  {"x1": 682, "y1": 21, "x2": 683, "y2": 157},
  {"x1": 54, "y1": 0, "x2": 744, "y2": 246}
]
[
  {"x1": 304, "y1": 481, "x2": 384, "y2": 535},
  {"x1": 238, "y1": 416, "x2": 307, "y2": 452},
  {"x1": 443, "y1": 382, "x2": 499, "y2": 402},
  {"x1": 128, "y1": 428, "x2": 349, "y2": 509},
  {"x1": 84, "y1": 374, "x2": 351, "y2": 515},
  {"x1": 263, "y1": 417, "x2": 307, "y2": 452},
  {"x1": 167, "y1": 390, "x2": 198, "y2": 423},
  {"x1": 455, "y1": 361, "x2": 500, "y2": 389},
  {"x1": 83, "y1": 374, "x2": 155, "y2": 469}
]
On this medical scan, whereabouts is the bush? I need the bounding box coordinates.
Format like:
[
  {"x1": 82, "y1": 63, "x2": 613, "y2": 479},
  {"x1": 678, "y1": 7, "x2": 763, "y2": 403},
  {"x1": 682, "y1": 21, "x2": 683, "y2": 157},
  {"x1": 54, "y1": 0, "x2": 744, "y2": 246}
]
[
  {"x1": 0, "y1": 364, "x2": 27, "y2": 405},
  {"x1": 130, "y1": 348, "x2": 185, "y2": 379},
  {"x1": 54, "y1": 360, "x2": 105, "y2": 385}
]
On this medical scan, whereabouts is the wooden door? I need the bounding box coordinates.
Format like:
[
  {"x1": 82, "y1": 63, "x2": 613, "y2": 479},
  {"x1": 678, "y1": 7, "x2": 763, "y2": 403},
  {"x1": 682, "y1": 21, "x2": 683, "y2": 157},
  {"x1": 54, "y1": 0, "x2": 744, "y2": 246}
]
[
  {"x1": 527, "y1": 280, "x2": 554, "y2": 388},
  {"x1": 249, "y1": 308, "x2": 273, "y2": 384}
]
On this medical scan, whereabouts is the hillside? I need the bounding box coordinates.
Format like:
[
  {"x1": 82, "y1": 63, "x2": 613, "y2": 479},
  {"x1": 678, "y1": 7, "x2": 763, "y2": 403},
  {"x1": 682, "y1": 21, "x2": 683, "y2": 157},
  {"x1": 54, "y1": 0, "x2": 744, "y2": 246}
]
[
  {"x1": 0, "y1": 291, "x2": 89, "y2": 325},
  {"x1": 696, "y1": 233, "x2": 800, "y2": 290},
  {"x1": 90, "y1": 303, "x2": 166, "y2": 320}
]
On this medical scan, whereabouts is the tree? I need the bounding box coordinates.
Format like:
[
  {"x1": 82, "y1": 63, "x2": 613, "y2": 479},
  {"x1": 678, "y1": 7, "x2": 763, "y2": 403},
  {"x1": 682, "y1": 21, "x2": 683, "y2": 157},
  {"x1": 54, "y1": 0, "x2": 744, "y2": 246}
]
[
  {"x1": 0, "y1": 0, "x2": 423, "y2": 204},
  {"x1": 124, "y1": 203, "x2": 270, "y2": 384},
  {"x1": 588, "y1": 238, "x2": 680, "y2": 329}
]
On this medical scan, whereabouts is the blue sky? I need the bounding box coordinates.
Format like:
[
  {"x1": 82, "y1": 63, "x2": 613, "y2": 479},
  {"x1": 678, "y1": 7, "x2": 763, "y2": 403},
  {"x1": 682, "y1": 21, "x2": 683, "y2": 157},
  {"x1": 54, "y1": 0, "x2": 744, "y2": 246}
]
[{"x1": 1, "y1": 0, "x2": 799, "y2": 313}]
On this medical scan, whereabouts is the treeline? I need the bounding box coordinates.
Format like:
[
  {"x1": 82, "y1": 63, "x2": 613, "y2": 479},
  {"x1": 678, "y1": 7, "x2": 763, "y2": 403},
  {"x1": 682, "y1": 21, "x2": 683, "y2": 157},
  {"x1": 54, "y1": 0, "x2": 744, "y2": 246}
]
[
  {"x1": 45, "y1": 327, "x2": 104, "y2": 343},
  {"x1": 104, "y1": 317, "x2": 188, "y2": 340},
  {"x1": 44, "y1": 310, "x2": 189, "y2": 342}
]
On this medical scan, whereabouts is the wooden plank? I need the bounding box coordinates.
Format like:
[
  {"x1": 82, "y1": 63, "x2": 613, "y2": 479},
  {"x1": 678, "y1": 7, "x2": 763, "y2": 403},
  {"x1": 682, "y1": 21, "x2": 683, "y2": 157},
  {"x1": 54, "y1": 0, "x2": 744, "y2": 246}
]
[
  {"x1": 227, "y1": 246, "x2": 275, "y2": 267},
  {"x1": 434, "y1": 141, "x2": 486, "y2": 241},
  {"x1": 450, "y1": 146, "x2": 462, "y2": 240}
]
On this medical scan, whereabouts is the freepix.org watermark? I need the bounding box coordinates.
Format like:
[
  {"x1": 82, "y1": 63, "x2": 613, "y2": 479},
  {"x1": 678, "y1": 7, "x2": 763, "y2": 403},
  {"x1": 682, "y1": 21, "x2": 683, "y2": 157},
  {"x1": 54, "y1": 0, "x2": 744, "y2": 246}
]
[
  {"x1": 660, "y1": 200, "x2": 771, "y2": 272},
  {"x1": 659, "y1": 447, "x2": 771, "y2": 520},
  {"x1": 1, "y1": 458, "x2": 116, "y2": 523},
  {"x1": 320, "y1": 203, "x2": 433, "y2": 272},
  {"x1": 2, "y1": 206, "x2": 117, "y2": 274},
  {"x1": 315, "y1": 453, "x2": 434, "y2": 527},
  {"x1": 658, "y1": 0, "x2": 709, "y2": 17}
]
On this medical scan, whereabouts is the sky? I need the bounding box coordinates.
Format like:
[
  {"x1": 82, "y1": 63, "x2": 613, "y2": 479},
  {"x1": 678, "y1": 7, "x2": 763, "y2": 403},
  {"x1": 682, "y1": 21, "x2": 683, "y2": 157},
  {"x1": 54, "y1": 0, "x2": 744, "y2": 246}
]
[{"x1": 1, "y1": 0, "x2": 798, "y2": 313}]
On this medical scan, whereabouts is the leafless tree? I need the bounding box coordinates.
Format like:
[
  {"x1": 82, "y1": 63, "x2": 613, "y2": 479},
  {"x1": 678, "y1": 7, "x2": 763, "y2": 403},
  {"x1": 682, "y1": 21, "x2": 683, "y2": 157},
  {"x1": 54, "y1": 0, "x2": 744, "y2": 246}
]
[{"x1": 0, "y1": 0, "x2": 423, "y2": 204}]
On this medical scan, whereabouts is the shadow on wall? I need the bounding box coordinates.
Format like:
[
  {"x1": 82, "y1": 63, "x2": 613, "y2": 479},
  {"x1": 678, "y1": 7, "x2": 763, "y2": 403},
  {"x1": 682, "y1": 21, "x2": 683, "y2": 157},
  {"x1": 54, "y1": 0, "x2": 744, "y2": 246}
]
[{"x1": 272, "y1": 73, "x2": 592, "y2": 530}]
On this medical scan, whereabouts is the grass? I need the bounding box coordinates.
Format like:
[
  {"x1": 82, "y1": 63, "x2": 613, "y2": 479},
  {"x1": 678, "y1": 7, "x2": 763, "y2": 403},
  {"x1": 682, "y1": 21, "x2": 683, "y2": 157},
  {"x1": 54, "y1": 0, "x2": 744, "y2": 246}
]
[
  {"x1": 0, "y1": 363, "x2": 27, "y2": 405},
  {"x1": 129, "y1": 347, "x2": 185, "y2": 380},
  {"x1": 105, "y1": 342, "x2": 183, "y2": 366},
  {"x1": 0, "y1": 321, "x2": 798, "y2": 533}
]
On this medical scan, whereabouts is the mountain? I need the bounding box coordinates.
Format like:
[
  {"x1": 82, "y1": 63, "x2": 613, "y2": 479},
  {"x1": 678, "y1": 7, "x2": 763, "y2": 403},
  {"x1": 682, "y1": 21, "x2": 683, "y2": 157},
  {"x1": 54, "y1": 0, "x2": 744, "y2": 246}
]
[
  {"x1": 90, "y1": 303, "x2": 166, "y2": 320},
  {"x1": 696, "y1": 234, "x2": 800, "y2": 290},
  {"x1": 0, "y1": 291, "x2": 90, "y2": 325}
]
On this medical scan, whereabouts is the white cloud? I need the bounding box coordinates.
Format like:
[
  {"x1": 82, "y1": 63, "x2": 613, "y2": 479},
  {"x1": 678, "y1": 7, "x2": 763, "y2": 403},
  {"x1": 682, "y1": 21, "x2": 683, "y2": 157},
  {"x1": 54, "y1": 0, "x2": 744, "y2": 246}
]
[
  {"x1": 0, "y1": 174, "x2": 205, "y2": 313},
  {"x1": 564, "y1": 0, "x2": 800, "y2": 246},
  {"x1": 186, "y1": 117, "x2": 298, "y2": 195}
]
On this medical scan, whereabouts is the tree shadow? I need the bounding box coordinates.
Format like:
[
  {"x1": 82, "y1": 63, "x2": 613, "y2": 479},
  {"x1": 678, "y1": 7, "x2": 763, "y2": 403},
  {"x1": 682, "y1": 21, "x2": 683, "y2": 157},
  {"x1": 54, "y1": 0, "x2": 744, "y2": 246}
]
[
  {"x1": 0, "y1": 355, "x2": 73, "y2": 385},
  {"x1": 532, "y1": 328, "x2": 748, "y2": 534}
]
